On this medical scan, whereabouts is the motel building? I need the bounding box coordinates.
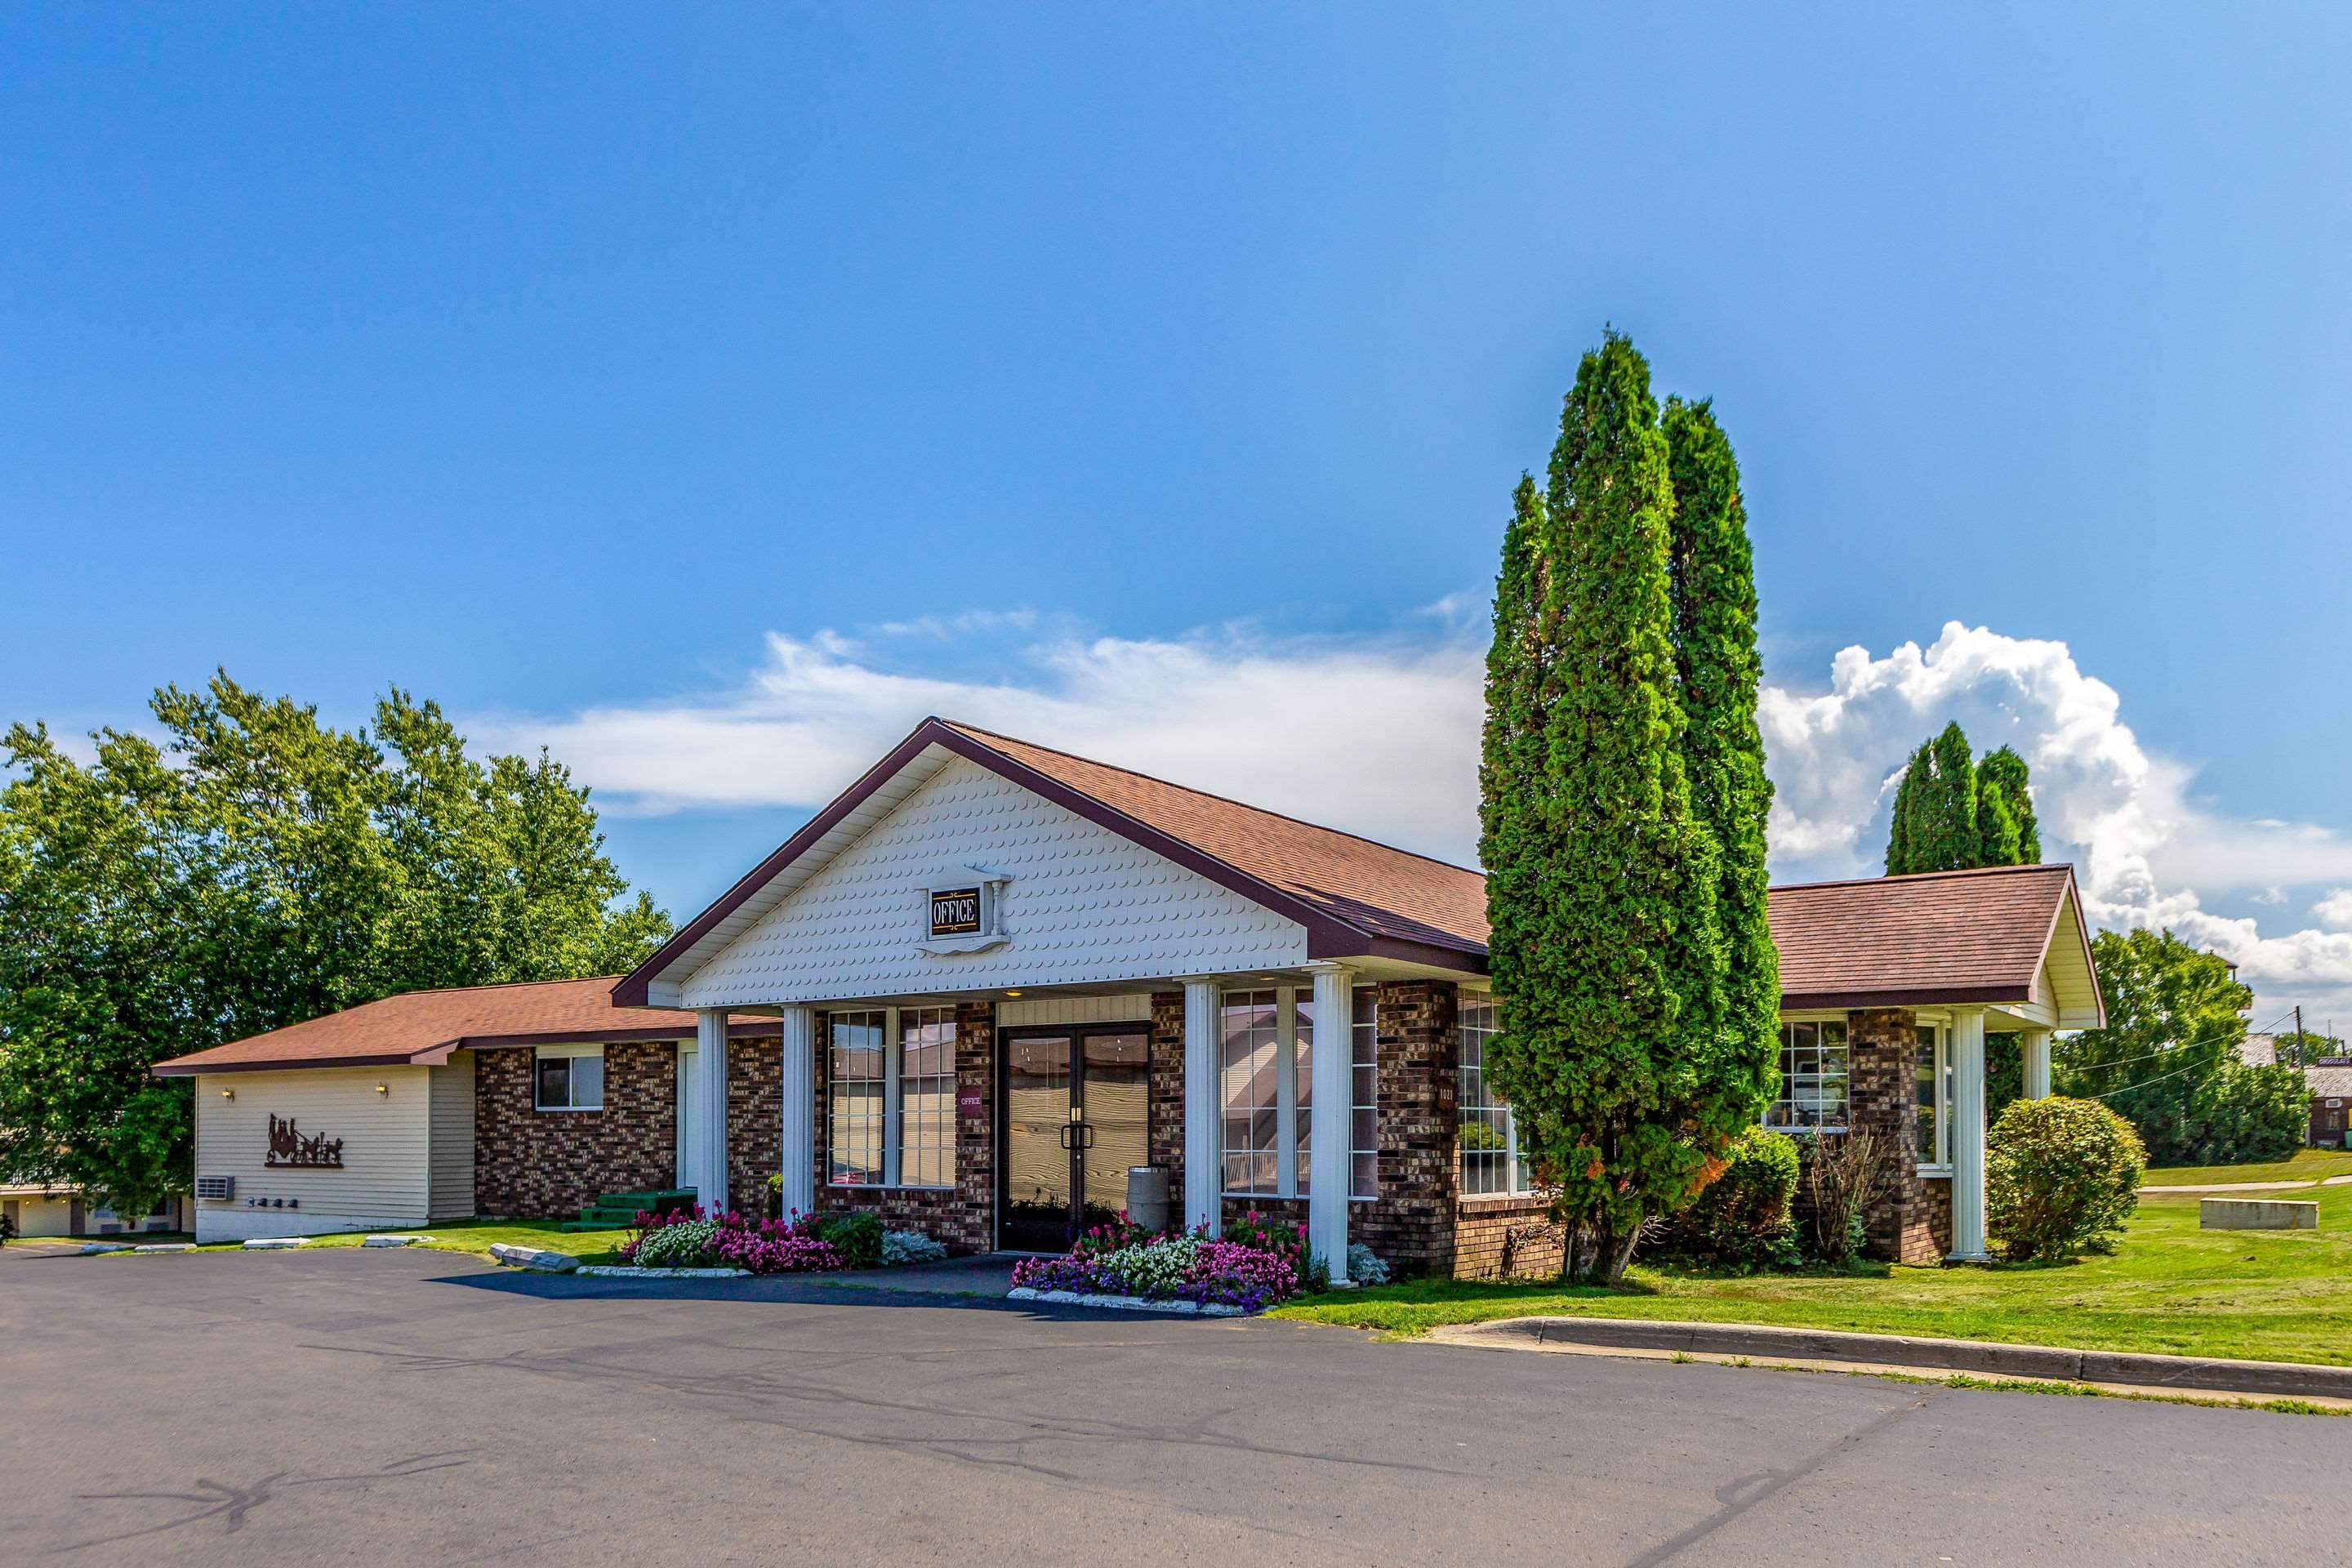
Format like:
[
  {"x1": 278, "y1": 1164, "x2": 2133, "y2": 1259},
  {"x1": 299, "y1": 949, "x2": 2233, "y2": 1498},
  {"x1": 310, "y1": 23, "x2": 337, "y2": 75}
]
[{"x1": 154, "y1": 718, "x2": 2105, "y2": 1277}]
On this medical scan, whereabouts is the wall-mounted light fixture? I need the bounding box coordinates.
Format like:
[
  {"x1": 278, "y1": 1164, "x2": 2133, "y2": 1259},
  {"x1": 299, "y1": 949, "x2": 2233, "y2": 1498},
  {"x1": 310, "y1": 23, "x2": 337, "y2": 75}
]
[
  {"x1": 1004, "y1": 989, "x2": 1022, "y2": 998},
  {"x1": 375, "y1": 1083, "x2": 390, "y2": 1097},
  {"x1": 220, "y1": 1088, "x2": 234, "y2": 1101}
]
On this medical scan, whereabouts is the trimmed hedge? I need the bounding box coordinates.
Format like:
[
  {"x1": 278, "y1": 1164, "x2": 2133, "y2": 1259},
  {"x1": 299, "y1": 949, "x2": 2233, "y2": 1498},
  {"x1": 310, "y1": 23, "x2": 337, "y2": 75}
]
[{"x1": 1988, "y1": 1095, "x2": 2145, "y2": 1262}]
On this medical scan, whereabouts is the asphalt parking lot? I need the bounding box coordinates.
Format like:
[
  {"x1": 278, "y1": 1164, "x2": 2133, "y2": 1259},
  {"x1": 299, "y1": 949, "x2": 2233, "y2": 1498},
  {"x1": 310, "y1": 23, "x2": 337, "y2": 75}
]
[{"x1": 2, "y1": 1243, "x2": 2343, "y2": 1566}]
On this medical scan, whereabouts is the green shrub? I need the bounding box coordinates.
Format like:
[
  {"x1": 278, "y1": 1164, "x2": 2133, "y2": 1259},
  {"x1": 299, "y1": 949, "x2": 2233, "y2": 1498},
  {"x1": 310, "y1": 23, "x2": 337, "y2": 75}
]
[
  {"x1": 817, "y1": 1210, "x2": 884, "y2": 1267},
  {"x1": 1646, "y1": 1126, "x2": 1800, "y2": 1269},
  {"x1": 1988, "y1": 1095, "x2": 2145, "y2": 1262},
  {"x1": 2175, "y1": 1062, "x2": 2309, "y2": 1166}
]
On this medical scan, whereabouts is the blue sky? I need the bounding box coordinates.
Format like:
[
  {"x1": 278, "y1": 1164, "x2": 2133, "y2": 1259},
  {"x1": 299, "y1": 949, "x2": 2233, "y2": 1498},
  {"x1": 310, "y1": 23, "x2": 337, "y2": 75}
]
[{"x1": 6, "y1": 6, "x2": 2350, "y2": 1019}]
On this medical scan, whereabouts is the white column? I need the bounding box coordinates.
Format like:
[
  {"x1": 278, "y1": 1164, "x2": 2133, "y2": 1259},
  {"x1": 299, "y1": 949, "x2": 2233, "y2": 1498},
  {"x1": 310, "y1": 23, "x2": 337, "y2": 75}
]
[
  {"x1": 1948, "y1": 1006, "x2": 1989, "y2": 1263},
  {"x1": 694, "y1": 1008, "x2": 732, "y2": 1217},
  {"x1": 1184, "y1": 979, "x2": 1221, "y2": 1236},
  {"x1": 777, "y1": 1004, "x2": 817, "y2": 1223},
  {"x1": 1309, "y1": 963, "x2": 1354, "y2": 1283},
  {"x1": 2024, "y1": 1029, "x2": 2053, "y2": 1100},
  {"x1": 1274, "y1": 985, "x2": 1299, "y2": 1196}
]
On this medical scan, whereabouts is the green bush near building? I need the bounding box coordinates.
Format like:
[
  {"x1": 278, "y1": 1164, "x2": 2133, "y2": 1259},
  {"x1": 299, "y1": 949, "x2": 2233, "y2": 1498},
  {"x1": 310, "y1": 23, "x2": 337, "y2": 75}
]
[
  {"x1": 1988, "y1": 1096, "x2": 2145, "y2": 1262},
  {"x1": 1272, "y1": 1183, "x2": 2352, "y2": 1368}
]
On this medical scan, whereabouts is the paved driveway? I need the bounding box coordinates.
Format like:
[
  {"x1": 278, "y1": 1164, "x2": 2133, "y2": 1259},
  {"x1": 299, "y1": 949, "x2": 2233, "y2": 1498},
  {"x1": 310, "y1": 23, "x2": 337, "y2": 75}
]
[{"x1": 2, "y1": 1245, "x2": 2341, "y2": 1566}]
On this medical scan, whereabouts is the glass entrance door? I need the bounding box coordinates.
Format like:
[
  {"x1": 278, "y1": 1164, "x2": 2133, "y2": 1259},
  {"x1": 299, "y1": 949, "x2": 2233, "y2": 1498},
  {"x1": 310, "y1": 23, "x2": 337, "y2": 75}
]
[{"x1": 997, "y1": 1027, "x2": 1152, "y2": 1251}]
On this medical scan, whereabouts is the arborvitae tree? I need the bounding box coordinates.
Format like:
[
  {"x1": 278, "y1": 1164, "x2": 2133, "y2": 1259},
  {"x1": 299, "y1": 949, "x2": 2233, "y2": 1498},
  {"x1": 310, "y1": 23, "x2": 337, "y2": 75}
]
[
  {"x1": 1884, "y1": 742, "x2": 1929, "y2": 874},
  {"x1": 1976, "y1": 773, "x2": 2023, "y2": 865},
  {"x1": 1662, "y1": 396, "x2": 1780, "y2": 1156},
  {"x1": 1922, "y1": 722, "x2": 1979, "y2": 869},
  {"x1": 1885, "y1": 726, "x2": 2044, "y2": 874},
  {"x1": 1977, "y1": 746, "x2": 2041, "y2": 862},
  {"x1": 1481, "y1": 332, "x2": 1723, "y2": 1285}
]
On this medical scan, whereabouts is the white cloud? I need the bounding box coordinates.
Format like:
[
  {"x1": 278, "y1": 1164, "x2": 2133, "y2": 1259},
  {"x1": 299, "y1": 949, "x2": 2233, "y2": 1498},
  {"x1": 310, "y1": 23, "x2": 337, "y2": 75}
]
[
  {"x1": 476, "y1": 628, "x2": 1487, "y2": 862},
  {"x1": 479, "y1": 615, "x2": 2352, "y2": 1013}
]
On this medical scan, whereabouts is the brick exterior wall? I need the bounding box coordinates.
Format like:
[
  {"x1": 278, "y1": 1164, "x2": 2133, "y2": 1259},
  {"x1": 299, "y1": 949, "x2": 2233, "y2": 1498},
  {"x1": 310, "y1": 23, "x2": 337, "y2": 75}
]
[
  {"x1": 474, "y1": 1040, "x2": 679, "y2": 1218},
  {"x1": 1366, "y1": 979, "x2": 1463, "y2": 1276},
  {"x1": 726, "y1": 1037, "x2": 782, "y2": 1217},
  {"x1": 1454, "y1": 1196, "x2": 1562, "y2": 1281},
  {"x1": 1846, "y1": 1007, "x2": 1943, "y2": 1264},
  {"x1": 1920, "y1": 1174, "x2": 1953, "y2": 1256},
  {"x1": 806, "y1": 1001, "x2": 998, "y2": 1253},
  {"x1": 1148, "y1": 990, "x2": 1187, "y2": 1199}
]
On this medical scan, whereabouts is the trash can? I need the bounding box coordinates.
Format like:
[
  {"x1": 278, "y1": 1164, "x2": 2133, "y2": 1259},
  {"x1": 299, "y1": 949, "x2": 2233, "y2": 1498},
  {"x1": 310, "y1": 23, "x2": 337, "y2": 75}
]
[{"x1": 1126, "y1": 1166, "x2": 1173, "y2": 1235}]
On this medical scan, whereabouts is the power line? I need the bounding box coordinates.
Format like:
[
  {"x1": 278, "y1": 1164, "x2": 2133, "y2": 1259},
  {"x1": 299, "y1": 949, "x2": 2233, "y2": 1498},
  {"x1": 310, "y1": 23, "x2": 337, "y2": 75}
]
[{"x1": 2053, "y1": 1009, "x2": 2295, "y2": 1080}]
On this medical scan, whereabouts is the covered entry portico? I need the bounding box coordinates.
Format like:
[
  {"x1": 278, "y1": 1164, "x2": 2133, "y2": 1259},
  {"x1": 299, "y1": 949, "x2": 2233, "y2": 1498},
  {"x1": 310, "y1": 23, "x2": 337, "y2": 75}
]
[{"x1": 617, "y1": 718, "x2": 1493, "y2": 1281}]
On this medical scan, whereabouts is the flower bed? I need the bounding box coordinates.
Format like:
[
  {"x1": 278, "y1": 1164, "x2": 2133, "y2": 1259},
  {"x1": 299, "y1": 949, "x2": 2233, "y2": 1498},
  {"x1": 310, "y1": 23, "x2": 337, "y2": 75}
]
[
  {"x1": 1009, "y1": 1210, "x2": 1306, "y2": 1313},
  {"x1": 620, "y1": 1207, "x2": 953, "y2": 1276},
  {"x1": 621, "y1": 1207, "x2": 841, "y2": 1274}
]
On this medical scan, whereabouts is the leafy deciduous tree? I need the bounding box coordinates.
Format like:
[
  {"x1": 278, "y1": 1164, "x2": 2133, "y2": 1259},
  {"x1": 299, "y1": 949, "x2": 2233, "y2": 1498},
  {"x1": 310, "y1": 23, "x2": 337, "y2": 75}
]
[{"x1": 0, "y1": 673, "x2": 670, "y2": 1218}]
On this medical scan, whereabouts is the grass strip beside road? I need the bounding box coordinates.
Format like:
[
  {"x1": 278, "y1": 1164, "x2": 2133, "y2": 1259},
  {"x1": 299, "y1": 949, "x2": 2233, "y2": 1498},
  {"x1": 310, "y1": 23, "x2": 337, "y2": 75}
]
[
  {"x1": 2142, "y1": 1147, "x2": 2352, "y2": 1187},
  {"x1": 1275, "y1": 1183, "x2": 2352, "y2": 1367},
  {"x1": 195, "y1": 1218, "x2": 634, "y2": 1265}
]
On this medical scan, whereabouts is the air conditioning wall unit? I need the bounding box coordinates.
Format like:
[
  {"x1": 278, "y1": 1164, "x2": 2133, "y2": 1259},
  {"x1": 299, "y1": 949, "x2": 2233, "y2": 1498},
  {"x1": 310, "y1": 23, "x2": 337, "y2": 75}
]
[{"x1": 194, "y1": 1174, "x2": 234, "y2": 1201}]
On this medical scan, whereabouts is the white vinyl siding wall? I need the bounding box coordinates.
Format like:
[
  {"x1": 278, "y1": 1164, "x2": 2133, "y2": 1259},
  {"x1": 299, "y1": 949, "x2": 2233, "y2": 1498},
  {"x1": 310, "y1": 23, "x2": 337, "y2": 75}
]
[
  {"x1": 191, "y1": 1067, "x2": 434, "y2": 1241},
  {"x1": 677, "y1": 758, "x2": 1308, "y2": 1007},
  {"x1": 428, "y1": 1053, "x2": 476, "y2": 1221}
]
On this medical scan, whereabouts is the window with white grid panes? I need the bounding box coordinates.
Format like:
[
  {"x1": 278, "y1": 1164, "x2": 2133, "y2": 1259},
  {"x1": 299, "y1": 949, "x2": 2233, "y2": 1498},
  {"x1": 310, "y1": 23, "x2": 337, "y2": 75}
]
[
  {"x1": 898, "y1": 1006, "x2": 957, "y2": 1188},
  {"x1": 826, "y1": 1010, "x2": 887, "y2": 1185},
  {"x1": 1458, "y1": 996, "x2": 1532, "y2": 1195},
  {"x1": 1351, "y1": 987, "x2": 1378, "y2": 1199},
  {"x1": 1219, "y1": 990, "x2": 1281, "y2": 1195},
  {"x1": 1764, "y1": 1018, "x2": 1849, "y2": 1132}
]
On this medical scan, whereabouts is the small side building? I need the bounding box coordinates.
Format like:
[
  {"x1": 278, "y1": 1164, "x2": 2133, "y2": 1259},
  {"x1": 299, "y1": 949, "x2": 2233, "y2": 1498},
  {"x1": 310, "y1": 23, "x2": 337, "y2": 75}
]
[{"x1": 151, "y1": 980, "x2": 769, "y2": 1243}]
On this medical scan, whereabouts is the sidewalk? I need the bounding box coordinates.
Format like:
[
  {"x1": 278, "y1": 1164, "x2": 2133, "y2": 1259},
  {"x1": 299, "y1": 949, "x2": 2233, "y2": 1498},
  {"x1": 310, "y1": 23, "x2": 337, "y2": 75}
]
[{"x1": 2140, "y1": 1174, "x2": 2352, "y2": 1193}]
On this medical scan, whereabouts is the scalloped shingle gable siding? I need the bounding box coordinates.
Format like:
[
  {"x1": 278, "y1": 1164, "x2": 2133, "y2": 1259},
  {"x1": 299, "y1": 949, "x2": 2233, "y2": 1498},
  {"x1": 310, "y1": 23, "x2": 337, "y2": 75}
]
[{"x1": 679, "y1": 757, "x2": 1308, "y2": 1008}]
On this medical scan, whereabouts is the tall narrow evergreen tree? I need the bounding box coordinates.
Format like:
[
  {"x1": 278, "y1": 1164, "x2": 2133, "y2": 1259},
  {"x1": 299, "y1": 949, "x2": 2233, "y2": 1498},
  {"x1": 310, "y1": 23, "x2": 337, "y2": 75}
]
[
  {"x1": 1481, "y1": 332, "x2": 1723, "y2": 1284},
  {"x1": 1883, "y1": 742, "x2": 1929, "y2": 875},
  {"x1": 1884, "y1": 724, "x2": 2042, "y2": 873},
  {"x1": 1662, "y1": 396, "x2": 1780, "y2": 1148},
  {"x1": 1977, "y1": 746, "x2": 2042, "y2": 862}
]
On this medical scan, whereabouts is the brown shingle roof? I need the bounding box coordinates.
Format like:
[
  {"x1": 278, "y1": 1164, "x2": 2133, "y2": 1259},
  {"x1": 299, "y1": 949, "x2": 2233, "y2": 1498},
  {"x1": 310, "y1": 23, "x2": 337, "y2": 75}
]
[
  {"x1": 941, "y1": 721, "x2": 1490, "y2": 956},
  {"x1": 621, "y1": 717, "x2": 2105, "y2": 1014},
  {"x1": 1766, "y1": 863, "x2": 2086, "y2": 1009},
  {"x1": 150, "y1": 978, "x2": 768, "y2": 1076}
]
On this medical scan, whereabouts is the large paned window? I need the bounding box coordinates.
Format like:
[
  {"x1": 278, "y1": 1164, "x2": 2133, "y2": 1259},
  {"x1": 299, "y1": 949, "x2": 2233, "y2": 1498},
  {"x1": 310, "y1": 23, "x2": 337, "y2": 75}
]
[
  {"x1": 827, "y1": 1011, "x2": 887, "y2": 1185},
  {"x1": 534, "y1": 1045, "x2": 604, "y2": 1111},
  {"x1": 1351, "y1": 987, "x2": 1379, "y2": 1200},
  {"x1": 1765, "y1": 1019, "x2": 1848, "y2": 1132},
  {"x1": 1915, "y1": 1022, "x2": 1952, "y2": 1169},
  {"x1": 1220, "y1": 989, "x2": 1282, "y2": 1195},
  {"x1": 1218, "y1": 984, "x2": 1377, "y2": 1200},
  {"x1": 1459, "y1": 996, "x2": 1532, "y2": 1195},
  {"x1": 898, "y1": 1006, "x2": 958, "y2": 1189}
]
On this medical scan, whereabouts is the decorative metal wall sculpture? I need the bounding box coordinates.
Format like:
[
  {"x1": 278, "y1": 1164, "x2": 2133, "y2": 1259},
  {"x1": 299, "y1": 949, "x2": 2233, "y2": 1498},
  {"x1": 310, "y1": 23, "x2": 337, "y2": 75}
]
[{"x1": 264, "y1": 1113, "x2": 344, "y2": 1169}]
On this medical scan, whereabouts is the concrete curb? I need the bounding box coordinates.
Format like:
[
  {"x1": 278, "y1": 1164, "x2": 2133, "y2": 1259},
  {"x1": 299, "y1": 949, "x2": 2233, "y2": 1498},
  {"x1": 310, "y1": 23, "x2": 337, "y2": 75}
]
[
  {"x1": 361, "y1": 1235, "x2": 431, "y2": 1247},
  {"x1": 1448, "y1": 1316, "x2": 2352, "y2": 1401},
  {"x1": 78, "y1": 1242, "x2": 134, "y2": 1254},
  {"x1": 1006, "y1": 1286, "x2": 1251, "y2": 1317},
  {"x1": 575, "y1": 1264, "x2": 750, "y2": 1279},
  {"x1": 241, "y1": 1237, "x2": 306, "y2": 1250}
]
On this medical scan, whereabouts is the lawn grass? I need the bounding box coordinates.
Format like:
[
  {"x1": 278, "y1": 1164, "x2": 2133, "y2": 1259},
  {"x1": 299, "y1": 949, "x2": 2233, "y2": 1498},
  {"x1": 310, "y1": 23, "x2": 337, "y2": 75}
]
[
  {"x1": 194, "y1": 1218, "x2": 635, "y2": 1265},
  {"x1": 1273, "y1": 1183, "x2": 2352, "y2": 1367},
  {"x1": 2143, "y1": 1147, "x2": 2352, "y2": 1187}
]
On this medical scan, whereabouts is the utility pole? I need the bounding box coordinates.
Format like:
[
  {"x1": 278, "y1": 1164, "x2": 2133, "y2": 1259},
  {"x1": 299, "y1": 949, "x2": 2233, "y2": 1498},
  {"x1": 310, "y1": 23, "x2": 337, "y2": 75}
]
[{"x1": 2294, "y1": 1004, "x2": 2305, "y2": 1067}]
